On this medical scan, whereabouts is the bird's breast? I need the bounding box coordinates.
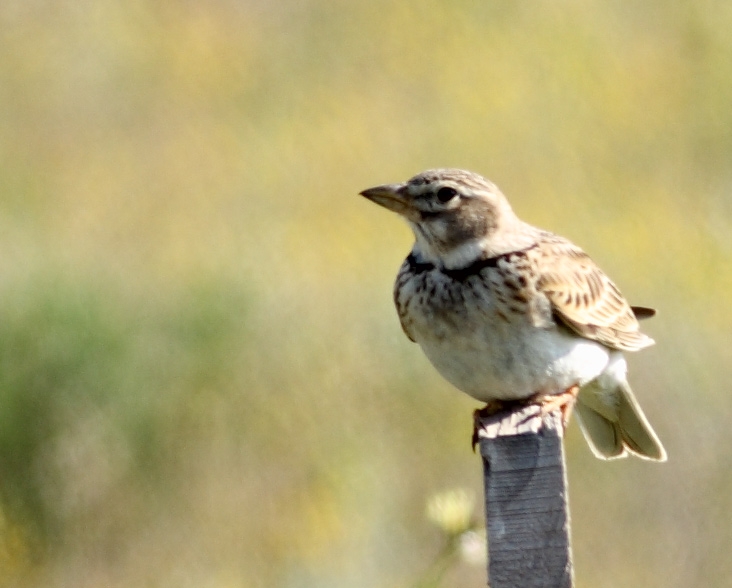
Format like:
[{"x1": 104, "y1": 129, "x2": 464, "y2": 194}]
[{"x1": 394, "y1": 264, "x2": 611, "y2": 401}]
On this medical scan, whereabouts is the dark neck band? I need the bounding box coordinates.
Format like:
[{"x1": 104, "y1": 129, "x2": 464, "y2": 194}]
[{"x1": 406, "y1": 243, "x2": 537, "y2": 281}]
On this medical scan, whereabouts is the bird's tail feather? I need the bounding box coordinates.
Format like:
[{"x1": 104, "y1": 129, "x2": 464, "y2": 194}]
[{"x1": 575, "y1": 380, "x2": 666, "y2": 462}]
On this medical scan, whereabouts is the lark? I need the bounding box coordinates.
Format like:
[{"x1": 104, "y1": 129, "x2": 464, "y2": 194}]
[{"x1": 360, "y1": 168, "x2": 666, "y2": 461}]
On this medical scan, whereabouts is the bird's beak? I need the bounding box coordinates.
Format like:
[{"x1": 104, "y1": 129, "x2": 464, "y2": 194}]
[{"x1": 359, "y1": 183, "x2": 411, "y2": 216}]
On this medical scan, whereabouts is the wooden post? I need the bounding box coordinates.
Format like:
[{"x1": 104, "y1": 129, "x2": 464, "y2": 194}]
[{"x1": 476, "y1": 405, "x2": 573, "y2": 588}]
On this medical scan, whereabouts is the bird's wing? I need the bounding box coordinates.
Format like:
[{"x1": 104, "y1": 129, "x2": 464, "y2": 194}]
[{"x1": 533, "y1": 233, "x2": 655, "y2": 352}]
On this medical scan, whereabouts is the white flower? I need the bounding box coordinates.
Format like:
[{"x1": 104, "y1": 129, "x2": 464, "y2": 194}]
[
  {"x1": 459, "y1": 529, "x2": 487, "y2": 565},
  {"x1": 425, "y1": 488, "x2": 475, "y2": 536}
]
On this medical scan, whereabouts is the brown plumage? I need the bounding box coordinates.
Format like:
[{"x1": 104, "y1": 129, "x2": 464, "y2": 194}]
[
  {"x1": 532, "y1": 233, "x2": 655, "y2": 352},
  {"x1": 360, "y1": 168, "x2": 666, "y2": 461}
]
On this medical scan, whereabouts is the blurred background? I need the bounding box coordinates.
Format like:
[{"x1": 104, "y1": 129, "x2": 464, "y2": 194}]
[{"x1": 0, "y1": 1, "x2": 731, "y2": 586}]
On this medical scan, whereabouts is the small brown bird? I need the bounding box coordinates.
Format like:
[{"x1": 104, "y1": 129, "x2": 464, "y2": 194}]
[{"x1": 360, "y1": 168, "x2": 665, "y2": 461}]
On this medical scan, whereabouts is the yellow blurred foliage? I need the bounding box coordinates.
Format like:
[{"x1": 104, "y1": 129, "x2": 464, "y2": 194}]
[{"x1": 0, "y1": 1, "x2": 731, "y2": 587}]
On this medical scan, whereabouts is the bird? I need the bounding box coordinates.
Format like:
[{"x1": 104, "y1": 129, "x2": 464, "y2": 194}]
[{"x1": 360, "y1": 168, "x2": 666, "y2": 461}]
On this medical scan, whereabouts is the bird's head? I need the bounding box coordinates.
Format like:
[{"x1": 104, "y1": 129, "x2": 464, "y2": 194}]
[{"x1": 360, "y1": 168, "x2": 535, "y2": 268}]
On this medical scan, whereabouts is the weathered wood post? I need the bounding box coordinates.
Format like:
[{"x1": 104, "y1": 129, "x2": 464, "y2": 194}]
[{"x1": 476, "y1": 405, "x2": 573, "y2": 588}]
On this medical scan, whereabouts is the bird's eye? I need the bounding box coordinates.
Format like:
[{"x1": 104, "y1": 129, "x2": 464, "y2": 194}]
[{"x1": 436, "y1": 186, "x2": 458, "y2": 203}]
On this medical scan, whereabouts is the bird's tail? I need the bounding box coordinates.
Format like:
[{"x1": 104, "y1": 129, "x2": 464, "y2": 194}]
[{"x1": 574, "y1": 379, "x2": 666, "y2": 461}]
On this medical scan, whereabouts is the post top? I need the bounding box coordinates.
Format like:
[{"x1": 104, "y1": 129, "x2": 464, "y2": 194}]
[{"x1": 475, "y1": 404, "x2": 564, "y2": 440}]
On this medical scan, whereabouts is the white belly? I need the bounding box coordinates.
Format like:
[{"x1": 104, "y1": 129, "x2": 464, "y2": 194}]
[{"x1": 417, "y1": 322, "x2": 611, "y2": 401}]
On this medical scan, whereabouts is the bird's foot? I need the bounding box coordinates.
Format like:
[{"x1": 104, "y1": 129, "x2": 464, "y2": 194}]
[
  {"x1": 471, "y1": 387, "x2": 579, "y2": 449},
  {"x1": 530, "y1": 385, "x2": 580, "y2": 429},
  {"x1": 471, "y1": 400, "x2": 506, "y2": 451}
]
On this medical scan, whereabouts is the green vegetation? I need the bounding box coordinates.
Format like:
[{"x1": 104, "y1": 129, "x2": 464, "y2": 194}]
[{"x1": 1, "y1": 1, "x2": 731, "y2": 586}]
